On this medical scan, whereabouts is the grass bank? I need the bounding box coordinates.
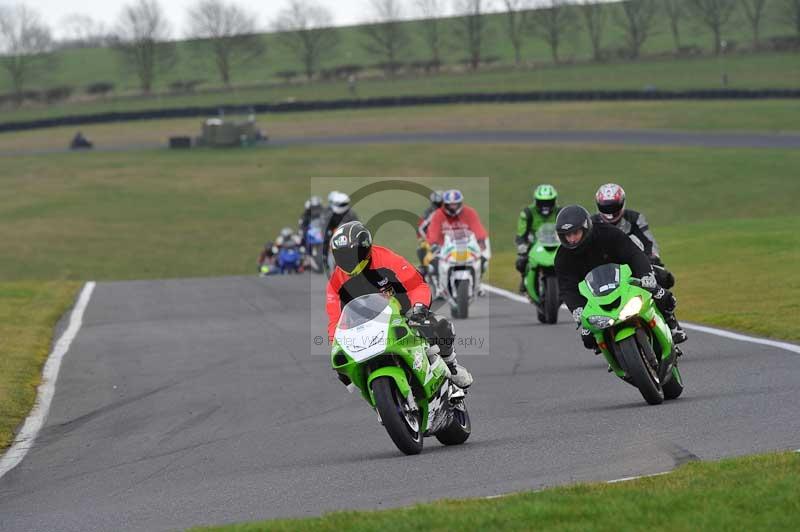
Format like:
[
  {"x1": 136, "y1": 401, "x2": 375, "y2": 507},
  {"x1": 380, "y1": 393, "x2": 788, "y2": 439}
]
[{"x1": 192, "y1": 451, "x2": 800, "y2": 531}]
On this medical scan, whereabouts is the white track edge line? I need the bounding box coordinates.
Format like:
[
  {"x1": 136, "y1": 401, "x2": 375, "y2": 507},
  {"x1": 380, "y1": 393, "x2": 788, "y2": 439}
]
[
  {"x1": 0, "y1": 281, "x2": 96, "y2": 480},
  {"x1": 607, "y1": 471, "x2": 670, "y2": 484},
  {"x1": 482, "y1": 283, "x2": 800, "y2": 355}
]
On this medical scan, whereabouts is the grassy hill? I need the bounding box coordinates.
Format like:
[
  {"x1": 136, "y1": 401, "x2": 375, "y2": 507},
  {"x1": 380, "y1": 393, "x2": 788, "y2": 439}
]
[{"x1": 1, "y1": 1, "x2": 797, "y2": 97}]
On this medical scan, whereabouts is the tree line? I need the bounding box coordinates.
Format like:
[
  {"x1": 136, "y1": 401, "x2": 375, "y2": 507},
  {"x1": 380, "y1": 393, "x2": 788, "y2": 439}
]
[{"x1": 1, "y1": 0, "x2": 799, "y2": 103}]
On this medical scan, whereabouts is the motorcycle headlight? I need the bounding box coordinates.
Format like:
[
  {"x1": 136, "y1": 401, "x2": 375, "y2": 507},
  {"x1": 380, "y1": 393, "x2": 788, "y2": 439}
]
[
  {"x1": 587, "y1": 315, "x2": 615, "y2": 329},
  {"x1": 619, "y1": 296, "x2": 643, "y2": 320}
]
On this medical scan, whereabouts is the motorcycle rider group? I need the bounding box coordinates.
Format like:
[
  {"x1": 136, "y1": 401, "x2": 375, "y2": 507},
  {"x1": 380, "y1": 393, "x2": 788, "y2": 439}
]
[
  {"x1": 323, "y1": 182, "x2": 686, "y2": 393},
  {"x1": 258, "y1": 190, "x2": 359, "y2": 274}
]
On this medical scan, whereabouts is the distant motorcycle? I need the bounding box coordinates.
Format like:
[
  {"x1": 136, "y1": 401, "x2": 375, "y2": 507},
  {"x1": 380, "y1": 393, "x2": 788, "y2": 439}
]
[
  {"x1": 524, "y1": 223, "x2": 561, "y2": 324},
  {"x1": 331, "y1": 293, "x2": 471, "y2": 455},
  {"x1": 305, "y1": 219, "x2": 325, "y2": 274},
  {"x1": 580, "y1": 263, "x2": 685, "y2": 405},
  {"x1": 261, "y1": 244, "x2": 304, "y2": 275},
  {"x1": 435, "y1": 229, "x2": 483, "y2": 319}
]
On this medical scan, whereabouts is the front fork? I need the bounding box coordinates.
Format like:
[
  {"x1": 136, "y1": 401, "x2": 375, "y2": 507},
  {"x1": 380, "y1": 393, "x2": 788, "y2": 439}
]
[
  {"x1": 597, "y1": 314, "x2": 677, "y2": 383},
  {"x1": 524, "y1": 266, "x2": 540, "y2": 303}
]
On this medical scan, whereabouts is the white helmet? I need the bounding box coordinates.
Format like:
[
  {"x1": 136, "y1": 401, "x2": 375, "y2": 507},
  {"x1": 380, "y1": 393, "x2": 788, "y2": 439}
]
[{"x1": 330, "y1": 191, "x2": 351, "y2": 215}]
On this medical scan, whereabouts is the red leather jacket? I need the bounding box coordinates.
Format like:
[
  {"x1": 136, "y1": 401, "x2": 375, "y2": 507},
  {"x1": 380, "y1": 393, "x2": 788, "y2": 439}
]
[{"x1": 326, "y1": 245, "x2": 431, "y2": 340}]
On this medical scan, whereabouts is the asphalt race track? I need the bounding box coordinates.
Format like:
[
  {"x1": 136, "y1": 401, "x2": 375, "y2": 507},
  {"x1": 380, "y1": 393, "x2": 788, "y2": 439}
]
[
  {"x1": 1, "y1": 275, "x2": 798, "y2": 531},
  {"x1": 3, "y1": 129, "x2": 800, "y2": 157}
]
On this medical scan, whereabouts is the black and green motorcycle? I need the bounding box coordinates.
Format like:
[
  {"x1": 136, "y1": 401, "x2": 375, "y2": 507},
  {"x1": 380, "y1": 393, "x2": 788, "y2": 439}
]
[
  {"x1": 580, "y1": 263, "x2": 685, "y2": 405},
  {"x1": 524, "y1": 223, "x2": 561, "y2": 324}
]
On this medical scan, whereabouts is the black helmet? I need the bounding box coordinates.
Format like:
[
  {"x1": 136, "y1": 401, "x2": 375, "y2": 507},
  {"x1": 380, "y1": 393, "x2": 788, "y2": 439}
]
[
  {"x1": 331, "y1": 221, "x2": 372, "y2": 275},
  {"x1": 555, "y1": 205, "x2": 593, "y2": 250},
  {"x1": 430, "y1": 190, "x2": 444, "y2": 208}
]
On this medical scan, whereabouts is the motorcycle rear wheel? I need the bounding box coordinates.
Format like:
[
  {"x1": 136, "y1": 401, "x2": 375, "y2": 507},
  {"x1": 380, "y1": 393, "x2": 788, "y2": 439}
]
[
  {"x1": 663, "y1": 366, "x2": 684, "y2": 400},
  {"x1": 435, "y1": 403, "x2": 471, "y2": 446}
]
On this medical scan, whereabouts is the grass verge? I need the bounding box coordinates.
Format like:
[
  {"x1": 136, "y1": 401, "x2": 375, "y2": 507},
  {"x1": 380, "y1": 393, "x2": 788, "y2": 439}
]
[
  {"x1": 192, "y1": 451, "x2": 800, "y2": 531},
  {"x1": 0, "y1": 281, "x2": 81, "y2": 450}
]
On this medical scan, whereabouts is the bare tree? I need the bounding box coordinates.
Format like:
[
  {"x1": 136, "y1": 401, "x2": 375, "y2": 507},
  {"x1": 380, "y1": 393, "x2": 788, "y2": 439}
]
[
  {"x1": 688, "y1": 0, "x2": 737, "y2": 55},
  {"x1": 781, "y1": 0, "x2": 800, "y2": 36},
  {"x1": 453, "y1": 0, "x2": 491, "y2": 70},
  {"x1": 187, "y1": 0, "x2": 264, "y2": 86},
  {"x1": 529, "y1": 0, "x2": 576, "y2": 64},
  {"x1": 578, "y1": 0, "x2": 606, "y2": 62},
  {"x1": 0, "y1": 4, "x2": 54, "y2": 102},
  {"x1": 740, "y1": 0, "x2": 768, "y2": 48},
  {"x1": 503, "y1": 0, "x2": 529, "y2": 66},
  {"x1": 273, "y1": 0, "x2": 339, "y2": 81},
  {"x1": 613, "y1": 0, "x2": 659, "y2": 59},
  {"x1": 114, "y1": 0, "x2": 176, "y2": 93},
  {"x1": 662, "y1": 0, "x2": 684, "y2": 52},
  {"x1": 415, "y1": 0, "x2": 446, "y2": 69},
  {"x1": 61, "y1": 14, "x2": 111, "y2": 48},
  {"x1": 361, "y1": 0, "x2": 409, "y2": 76}
]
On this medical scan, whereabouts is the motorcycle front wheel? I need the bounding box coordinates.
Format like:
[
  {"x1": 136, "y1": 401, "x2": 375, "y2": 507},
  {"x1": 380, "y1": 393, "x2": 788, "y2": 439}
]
[
  {"x1": 372, "y1": 377, "x2": 423, "y2": 455},
  {"x1": 617, "y1": 336, "x2": 664, "y2": 405}
]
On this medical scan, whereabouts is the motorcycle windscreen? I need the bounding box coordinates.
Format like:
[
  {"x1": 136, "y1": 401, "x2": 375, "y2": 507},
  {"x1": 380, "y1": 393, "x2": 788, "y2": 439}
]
[
  {"x1": 584, "y1": 264, "x2": 621, "y2": 297},
  {"x1": 535, "y1": 223, "x2": 559, "y2": 246},
  {"x1": 443, "y1": 229, "x2": 480, "y2": 262},
  {"x1": 335, "y1": 294, "x2": 392, "y2": 362}
]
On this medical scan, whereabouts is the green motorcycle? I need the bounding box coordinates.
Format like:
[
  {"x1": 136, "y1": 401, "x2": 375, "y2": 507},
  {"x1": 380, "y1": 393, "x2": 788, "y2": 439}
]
[
  {"x1": 331, "y1": 293, "x2": 471, "y2": 455},
  {"x1": 580, "y1": 263, "x2": 684, "y2": 405},
  {"x1": 524, "y1": 223, "x2": 561, "y2": 324}
]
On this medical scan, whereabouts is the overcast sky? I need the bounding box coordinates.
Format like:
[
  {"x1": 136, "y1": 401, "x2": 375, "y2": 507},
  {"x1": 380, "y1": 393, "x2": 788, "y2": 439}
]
[
  {"x1": 5, "y1": 0, "x2": 579, "y2": 39},
  {"x1": 8, "y1": 1, "x2": 415, "y2": 38}
]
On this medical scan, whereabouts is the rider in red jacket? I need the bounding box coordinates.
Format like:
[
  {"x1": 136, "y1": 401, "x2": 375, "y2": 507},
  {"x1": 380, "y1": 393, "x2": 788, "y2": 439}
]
[
  {"x1": 326, "y1": 221, "x2": 473, "y2": 388},
  {"x1": 425, "y1": 189, "x2": 490, "y2": 295},
  {"x1": 425, "y1": 189, "x2": 488, "y2": 247}
]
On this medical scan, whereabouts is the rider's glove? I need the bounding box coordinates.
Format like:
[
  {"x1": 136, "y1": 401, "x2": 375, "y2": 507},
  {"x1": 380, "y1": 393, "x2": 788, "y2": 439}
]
[
  {"x1": 515, "y1": 254, "x2": 527, "y2": 274},
  {"x1": 639, "y1": 271, "x2": 658, "y2": 291},
  {"x1": 430, "y1": 243, "x2": 440, "y2": 254},
  {"x1": 572, "y1": 306, "x2": 584, "y2": 325},
  {"x1": 405, "y1": 303, "x2": 432, "y2": 326},
  {"x1": 516, "y1": 243, "x2": 529, "y2": 254},
  {"x1": 580, "y1": 327, "x2": 599, "y2": 351}
]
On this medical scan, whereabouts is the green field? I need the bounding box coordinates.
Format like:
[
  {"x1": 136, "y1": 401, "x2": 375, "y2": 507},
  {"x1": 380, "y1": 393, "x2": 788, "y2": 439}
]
[
  {"x1": 2, "y1": 142, "x2": 798, "y2": 339},
  {"x1": 2, "y1": 52, "x2": 798, "y2": 125},
  {"x1": 192, "y1": 451, "x2": 800, "y2": 531},
  {"x1": 0, "y1": 0, "x2": 798, "y2": 124}
]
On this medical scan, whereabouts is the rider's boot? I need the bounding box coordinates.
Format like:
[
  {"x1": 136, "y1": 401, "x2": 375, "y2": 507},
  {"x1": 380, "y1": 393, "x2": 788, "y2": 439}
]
[
  {"x1": 442, "y1": 351, "x2": 473, "y2": 388},
  {"x1": 665, "y1": 314, "x2": 688, "y2": 344}
]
